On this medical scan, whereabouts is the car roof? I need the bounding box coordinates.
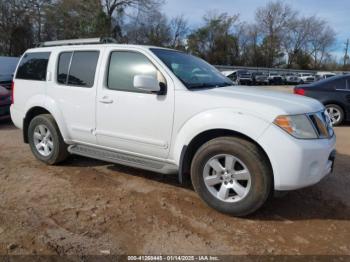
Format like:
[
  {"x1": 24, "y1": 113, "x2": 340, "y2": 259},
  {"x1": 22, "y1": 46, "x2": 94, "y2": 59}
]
[{"x1": 311, "y1": 74, "x2": 348, "y2": 86}]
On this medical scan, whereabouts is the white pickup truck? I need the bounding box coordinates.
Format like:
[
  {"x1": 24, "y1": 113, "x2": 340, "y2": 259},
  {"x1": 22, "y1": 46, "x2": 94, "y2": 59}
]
[
  {"x1": 298, "y1": 73, "x2": 316, "y2": 84},
  {"x1": 10, "y1": 38, "x2": 336, "y2": 216}
]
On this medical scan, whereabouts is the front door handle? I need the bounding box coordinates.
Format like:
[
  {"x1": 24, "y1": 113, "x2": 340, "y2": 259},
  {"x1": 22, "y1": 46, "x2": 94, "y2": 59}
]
[{"x1": 99, "y1": 96, "x2": 114, "y2": 104}]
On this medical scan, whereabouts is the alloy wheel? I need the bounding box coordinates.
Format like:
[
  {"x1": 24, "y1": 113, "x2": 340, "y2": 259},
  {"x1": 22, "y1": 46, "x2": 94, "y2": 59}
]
[
  {"x1": 326, "y1": 106, "x2": 342, "y2": 125},
  {"x1": 33, "y1": 124, "x2": 54, "y2": 157},
  {"x1": 203, "y1": 154, "x2": 252, "y2": 203}
]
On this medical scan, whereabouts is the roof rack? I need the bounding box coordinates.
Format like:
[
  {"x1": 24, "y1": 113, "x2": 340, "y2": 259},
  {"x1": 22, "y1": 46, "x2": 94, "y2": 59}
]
[{"x1": 37, "y1": 37, "x2": 117, "y2": 47}]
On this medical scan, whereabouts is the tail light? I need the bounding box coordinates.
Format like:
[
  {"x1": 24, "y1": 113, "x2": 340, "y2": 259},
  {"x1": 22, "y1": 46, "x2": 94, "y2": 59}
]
[
  {"x1": 11, "y1": 81, "x2": 14, "y2": 104},
  {"x1": 294, "y1": 88, "x2": 305, "y2": 96}
]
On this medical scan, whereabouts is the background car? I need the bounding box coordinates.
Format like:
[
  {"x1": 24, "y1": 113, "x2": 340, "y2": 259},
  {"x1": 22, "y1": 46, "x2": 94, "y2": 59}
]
[
  {"x1": 0, "y1": 85, "x2": 11, "y2": 120},
  {"x1": 0, "y1": 56, "x2": 19, "y2": 90},
  {"x1": 252, "y1": 72, "x2": 269, "y2": 85},
  {"x1": 268, "y1": 72, "x2": 283, "y2": 85},
  {"x1": 282, "y1": 73, "x2": 299, "y2": 85},
  {"x1": 294, "y1": 74, "x2": 350, "y2": 125},
  {"x1": 315, "y1": 72, "x2": 336, "y2": 81},
  {"x1": 297, "y1": 73, "x2": 315, "y2": 84},
  {"x1": 222, "y1": 70, "x2": 253, "y2": 85}
]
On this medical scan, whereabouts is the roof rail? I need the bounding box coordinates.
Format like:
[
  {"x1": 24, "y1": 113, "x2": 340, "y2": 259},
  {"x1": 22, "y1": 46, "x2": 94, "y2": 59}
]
[{"x1": 37, "y1": 37, "x2": 117, "y2": 47}]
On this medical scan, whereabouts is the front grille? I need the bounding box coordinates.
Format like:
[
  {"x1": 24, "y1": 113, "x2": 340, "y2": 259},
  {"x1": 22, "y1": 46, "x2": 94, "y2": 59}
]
[{"x1": 308, "y1": 111, "x2": 333, "y2": 138}]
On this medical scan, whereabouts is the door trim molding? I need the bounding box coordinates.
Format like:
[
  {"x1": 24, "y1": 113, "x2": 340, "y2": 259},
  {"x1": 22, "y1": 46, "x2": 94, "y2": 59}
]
[{"x1": 95, "y1": 130, "x2": 168, "y2": 149}]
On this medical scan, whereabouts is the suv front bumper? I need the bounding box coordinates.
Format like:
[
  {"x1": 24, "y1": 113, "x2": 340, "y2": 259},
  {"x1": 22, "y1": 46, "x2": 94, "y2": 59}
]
[{"x1": 258, "y1": 124, "x2": 336, "y2": 191}]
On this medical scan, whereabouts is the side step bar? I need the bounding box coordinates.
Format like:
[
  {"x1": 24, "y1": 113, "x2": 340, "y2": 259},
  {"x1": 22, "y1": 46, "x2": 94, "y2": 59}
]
[{"x1": 68, "y1": 144, "x2": 178, "y2": 174}]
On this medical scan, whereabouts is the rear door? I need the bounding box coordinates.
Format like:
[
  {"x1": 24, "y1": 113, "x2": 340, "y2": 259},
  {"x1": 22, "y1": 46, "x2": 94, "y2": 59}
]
[
  {"x1": 343, "y1": 77, "x2": 350, "y2": 116},
  {"x1": 47, "y1": 49, "x2": 101, "y2": 144},
  {"x1": 327, "y1": 77, "x2": 350, "y2": 114}
]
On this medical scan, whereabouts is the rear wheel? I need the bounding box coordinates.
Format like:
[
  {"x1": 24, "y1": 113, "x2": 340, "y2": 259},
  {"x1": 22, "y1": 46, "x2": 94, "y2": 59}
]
[
  {"x1": 28, "y1": 114, "x2": 69, "y2": 165},
  {"x1": 326, "y1": 104, "x2": 344, "y2": 126},
  {"x1": 190, "y1": 137, "x2": 273, "y2": 217}
]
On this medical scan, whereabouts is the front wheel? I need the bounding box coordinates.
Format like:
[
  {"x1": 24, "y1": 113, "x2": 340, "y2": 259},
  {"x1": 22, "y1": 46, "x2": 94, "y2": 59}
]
[
  {"x1": 326, "y1": 104, "x2": 344, "y2": 126},
  {"x1": 191, "y1": 137, "x2": 273, "y2": 217},
  {"x1": 28, "y1": 114, "x2": 69, "y2": 165}
]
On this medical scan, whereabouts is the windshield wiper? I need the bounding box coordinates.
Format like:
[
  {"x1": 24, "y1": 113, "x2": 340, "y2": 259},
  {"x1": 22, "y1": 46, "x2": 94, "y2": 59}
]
[{"x1": 187, "y1": 82, "x2": 232, "y2": 89}]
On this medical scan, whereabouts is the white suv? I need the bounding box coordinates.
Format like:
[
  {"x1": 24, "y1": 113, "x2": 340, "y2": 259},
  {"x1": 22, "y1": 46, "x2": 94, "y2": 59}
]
[{"x1": 11, "y1": 38, "x2": 336, "y2": 216}]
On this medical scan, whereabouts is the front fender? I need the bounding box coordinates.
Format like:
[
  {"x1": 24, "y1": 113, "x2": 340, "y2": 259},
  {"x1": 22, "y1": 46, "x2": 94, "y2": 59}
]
[{"x1": 171, "y1": 108, "x2": 271, "y2": 164}]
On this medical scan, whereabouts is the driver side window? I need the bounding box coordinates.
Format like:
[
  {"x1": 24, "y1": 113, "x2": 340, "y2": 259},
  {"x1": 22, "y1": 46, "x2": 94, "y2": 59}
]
[{"x1": 107, "y1": 51, "x2": 164, "y2": 93}]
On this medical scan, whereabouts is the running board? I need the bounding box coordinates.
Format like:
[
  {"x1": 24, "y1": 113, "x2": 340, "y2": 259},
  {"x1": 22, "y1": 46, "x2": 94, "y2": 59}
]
[{"x1": 68, "y1": 144, "x2": 178, "y2": 174}]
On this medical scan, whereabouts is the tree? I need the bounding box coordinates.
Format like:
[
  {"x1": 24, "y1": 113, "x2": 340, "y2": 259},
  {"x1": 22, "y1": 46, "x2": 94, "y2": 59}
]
[
  {"x1": 255, "y1": 1, "x2": 297, "y2": 67},
  {"x1": 124, "y1": 9, "x2": 171, "y2": 46},
  {"x1": 282, "y1": 16, "x2": 313, "y2": 68},
  {"x1": 306, "y1": 17, "x2": 336, "y2": 69},
  {"x1": 169, "y1": 15, "x2": 189, "y2": 49},
  {"x1": 43, "y1": 0, "x2": 108, "y2": 41},
  {"x1": 187, "y1": 12, "x2": 240, "y2": 65},
  {"x1": 101, "y1": 0, "x2": 162, "y2": 39},
  {"x1": 0, "y1": 0, "x2": 34, "y2": 56}
]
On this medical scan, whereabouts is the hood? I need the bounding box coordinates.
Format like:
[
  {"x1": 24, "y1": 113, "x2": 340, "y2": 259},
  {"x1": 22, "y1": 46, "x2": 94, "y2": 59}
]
[{"x1": 192, "y1": 86, "x2": 324, "y2": 122}]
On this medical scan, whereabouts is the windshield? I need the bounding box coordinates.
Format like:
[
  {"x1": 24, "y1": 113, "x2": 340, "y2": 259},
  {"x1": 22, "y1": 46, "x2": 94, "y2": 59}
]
[{"x1": 151, "y1": 48, "x2": 232, "y2": 89}]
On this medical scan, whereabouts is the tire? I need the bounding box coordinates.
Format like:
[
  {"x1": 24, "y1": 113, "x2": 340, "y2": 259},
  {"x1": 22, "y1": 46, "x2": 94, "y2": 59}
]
[
  {"x1": 190, "y1": 137, "x2": 272, "y2": 217},
  {"x1": 326, "y1": 104, "x2": 344, "y2": 126},
  {"x1": 28, "y1": 114, "x2": 69, "y2": 165}
]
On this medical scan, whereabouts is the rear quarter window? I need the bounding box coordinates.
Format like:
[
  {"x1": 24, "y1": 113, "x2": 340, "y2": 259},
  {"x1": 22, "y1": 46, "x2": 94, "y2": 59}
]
[{"x1": 16, "y1": 52, "x2": 50, "y2": 81}]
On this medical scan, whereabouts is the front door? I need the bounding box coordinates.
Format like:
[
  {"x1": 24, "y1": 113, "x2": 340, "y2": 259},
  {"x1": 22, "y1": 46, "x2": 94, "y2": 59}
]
[{"x1": 96, "y1": 50, "x2": 174, "y2": 159}]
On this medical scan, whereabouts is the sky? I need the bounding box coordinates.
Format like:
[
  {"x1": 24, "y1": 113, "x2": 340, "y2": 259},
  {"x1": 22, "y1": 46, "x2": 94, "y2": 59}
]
[{"x1": 162, "y1": 0, "x2": 349, "y2": 60}]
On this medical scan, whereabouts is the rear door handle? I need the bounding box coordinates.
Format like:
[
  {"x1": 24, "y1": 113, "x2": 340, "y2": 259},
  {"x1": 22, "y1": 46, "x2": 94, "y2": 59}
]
[{"x1": 99, "y1": 96, "x2": 114, "y2": 104}]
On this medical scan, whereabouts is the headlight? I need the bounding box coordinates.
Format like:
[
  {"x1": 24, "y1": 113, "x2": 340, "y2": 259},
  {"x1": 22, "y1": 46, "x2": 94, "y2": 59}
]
[{"x1": 274, "y1": 114, "x2": 318, "y2": 139}]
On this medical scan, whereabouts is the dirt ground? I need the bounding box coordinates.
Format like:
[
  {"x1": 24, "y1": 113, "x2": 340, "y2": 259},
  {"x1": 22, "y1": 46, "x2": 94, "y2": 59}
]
[{"x1": 0, "y1": 87, "x2": 349, "y2": 256}]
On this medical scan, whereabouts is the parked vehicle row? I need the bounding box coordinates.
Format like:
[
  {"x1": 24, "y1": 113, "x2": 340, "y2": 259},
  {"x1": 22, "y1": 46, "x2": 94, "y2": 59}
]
[
  {"x1": 10, "y1": 38, "x2": 336, "y2": 216},
  {"x1": 220, "y1": 69, "x2": 344, "y2": 86},
  {"x1": 222, "y1": 70, "x2": 253, "y2": 85}
]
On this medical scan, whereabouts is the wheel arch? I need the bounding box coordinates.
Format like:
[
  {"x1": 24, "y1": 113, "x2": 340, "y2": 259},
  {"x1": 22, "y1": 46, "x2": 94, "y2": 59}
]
[
  {"x1": 23, "y1": 106, "x2": 69, "y2": 144},
  {"x1": 323, "y1": 101, "x2": 347, "y2": 119},
  {"x1": 178, "y1": 128, "x2": 274, "y2": 186}
]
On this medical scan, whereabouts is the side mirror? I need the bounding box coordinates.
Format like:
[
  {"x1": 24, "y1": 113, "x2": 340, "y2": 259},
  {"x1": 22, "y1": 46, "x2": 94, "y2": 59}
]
[{"x1": 133, "y1": 75, "x2": 160, "y2": 93}]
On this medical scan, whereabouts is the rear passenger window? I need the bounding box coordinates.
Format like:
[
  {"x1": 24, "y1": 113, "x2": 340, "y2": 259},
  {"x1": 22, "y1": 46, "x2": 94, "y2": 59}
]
[
  {"x1": 57, "y1": 51, "x2": 99, "y2": 87},
  {"x1": 16, "y1": 52, "x2": 50, "y2": 81},
  {"x1": 334, "y1": 78, "x2": 347, "y2": 90}
]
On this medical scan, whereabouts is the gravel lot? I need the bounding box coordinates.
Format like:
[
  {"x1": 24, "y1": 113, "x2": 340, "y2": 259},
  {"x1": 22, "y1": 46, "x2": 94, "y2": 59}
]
[{"x1": 0, "y1": 86, "x2": 349, "y2": 256}]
